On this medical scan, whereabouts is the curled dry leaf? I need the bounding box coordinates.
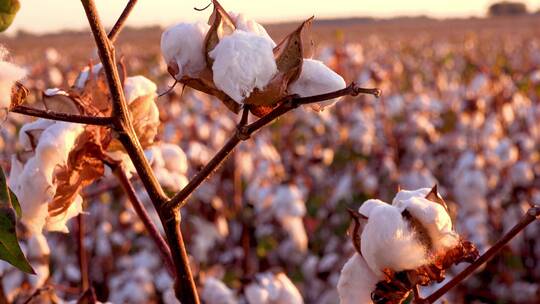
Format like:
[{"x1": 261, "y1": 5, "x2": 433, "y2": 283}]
[
  {"x1": 204, "y1": 0, "x2": 236, "y2": 66},
  {"x1": 371, "y1": 240, "x2": 479, "y2": 304},
  {"x1": 9, "y1": 81, "x2": 27, "y2": 109},
  {"x1": 48, "y1": 125, "x2": 110, "y2": 217}
]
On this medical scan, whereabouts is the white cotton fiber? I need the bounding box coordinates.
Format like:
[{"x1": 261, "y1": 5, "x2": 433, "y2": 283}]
[
  {"x1": 210, "y1": 30, "x2": 277, "y2": 103},
  {"x1": 288, "y1": 59, "x2": 346, "y2": 111},
  {"x1": 161, "y1": 22, "x2": 209, "y2": 78}
]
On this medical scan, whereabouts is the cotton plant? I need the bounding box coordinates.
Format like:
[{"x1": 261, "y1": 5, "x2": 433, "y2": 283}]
[
  {"x1": 338, "y1": 187, "x2": 479, "y2": 303},
  {"x1": 160, "y1": 0, "x2": 347, "y2": 115}
]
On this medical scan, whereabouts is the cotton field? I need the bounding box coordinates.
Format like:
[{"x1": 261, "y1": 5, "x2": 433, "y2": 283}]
[{"x1": 0, "y1": 10, "x2": 540, "y2": 304}]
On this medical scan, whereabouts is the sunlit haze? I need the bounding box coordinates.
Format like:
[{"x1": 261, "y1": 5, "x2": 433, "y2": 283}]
[{"x1": 4, "y1": 0, "x2": 540, "y2": 35}]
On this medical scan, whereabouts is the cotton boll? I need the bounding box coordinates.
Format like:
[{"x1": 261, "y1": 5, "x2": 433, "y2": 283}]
[
  {"x1": 510, "y1": 161, "x2": 534, "y2": 187},
  {"x1": 337, "y1": 254, "x2": 380, "y2": 304},
  {"x1": 210, "y1": 30, "x2": 277, "y2": 103},
  {"x1": 10, "y1": 121, "x2": 84, "y2": 235},
  {"x1": 160, "y1": 143, "x2": 188, "y2": 175},
  {"x1": 245, "y1": 272, "x2": 303, "y2": 304},
  {"x1": 146, "y1": 143, "x2": 189, "y2": 192},
  {"x1": 202, "y1": 277, "x2": 237, "y2": 304},
  {"x1": 289, "y1": 59, "x2": 346, "y2": 111},
  {"x1": 0, "y1": 47, "x2": 26, "y2": 109},
  {"x1": 124, "y1": 75, "x2": 158, "y2": 104},
  {"x1": 46, "y1": 195, "x2": 83, "y2": 232},
  {"x1": 360, "y1": 202, "x2": 428, "y2": 276},
  {"x1": 160, "y1": 22, "x2": 209, "y2": 78}
]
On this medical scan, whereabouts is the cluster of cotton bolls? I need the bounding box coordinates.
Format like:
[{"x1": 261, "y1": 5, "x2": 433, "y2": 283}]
[
  {"x1": 160, "y1": 7, "x2": 346, "y2": 111},
  {"x1": 1, "y1": 11, "x2": 540, "y2": 304}
]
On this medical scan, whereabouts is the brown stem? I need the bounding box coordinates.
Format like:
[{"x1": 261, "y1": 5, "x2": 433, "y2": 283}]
[
  {"x1": 108, "y1": 0, "x2": 138, "y2": 42},
  {"x1": 81, "y1": 2, "x2": 199, "y2": 302},
  {"x1": 423, "y1": 206, "x2": 540, "y2": 304},
  {"x1": 81, "y1": 0, "x2": 167, "y2": 205},
  {"x1": 11, "y1": 105, "x2": 113, "y2": 126},
  {"x1": 161, "y1": 212, "x2": 200, "y2": 304},
  {"x1": 114, "y1": 166, "x2": 175, "y2": 276},
  {"x1": 167, "y1": 84, "x2": 380, "y2": 209}
]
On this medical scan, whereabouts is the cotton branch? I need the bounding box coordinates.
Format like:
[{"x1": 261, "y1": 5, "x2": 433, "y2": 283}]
[
  {"x1": 416, "y1": 205, "x2": 540, "y2": 304},
  {"x1": 108, "y1": 0, "x2": 138, "y2": 42},
  {"x1": 166, "y1": 83, "x2": 381, "y2": 210},
  {"x1": 113, "y1": 166, "x2": 175, "y2": 276},
  {"x1": 80, "y1": 1, "x2": 199, "y2": 302},
  {"x1": 11, "y1": 105, "x2": 114, "y2": 126}
]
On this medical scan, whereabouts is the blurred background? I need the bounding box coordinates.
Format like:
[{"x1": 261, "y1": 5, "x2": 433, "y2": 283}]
[{"x1": 1, "y1": 1, "x2": 540, "y2": 303}]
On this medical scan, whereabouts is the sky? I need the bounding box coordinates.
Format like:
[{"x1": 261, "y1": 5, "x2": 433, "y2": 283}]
[{"x1": 4, "y1": 0, "x2": 540, "y2": 35}]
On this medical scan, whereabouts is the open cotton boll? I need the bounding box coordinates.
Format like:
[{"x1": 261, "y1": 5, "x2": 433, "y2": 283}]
[
  {"x1": 360, "y1": 202, "x2": 428, "y2": 276},
  {"x1": 146, "y1": 143, "x2": 189, "y2": 192},
  {"x1": 10, "y1": 121, "x2": 84, "y2": 235},
  {"x1": 288, "y1": 59, "x2": 346, "y2": 111},
  {"x1": 0, "y1": 47, "x2": 26, "y2": 109},
  {"x1": 202, "y1": 277, "x2": 237, "y2": 304},
  {"x1": 160, "y1": 22, "x2": 209, "y2": 78},
  {"x1": 210, "y1": 30, "x2": 277, "y2": 103},
  {"x1": 124, "y1": 75, "x2": 158, "y2": 104},
  {"x1": 229, "y1": 12, "x2": 276, "y2": 46},
  {"x1": 337, "y1": 254, "x2": 380, "y2": 304},
  {"x1": 245, "y1": 272, "x2": 303, "y2": 304},
  {"x1": 393, "y1": 193, "x2": 459, "y2": 253}
]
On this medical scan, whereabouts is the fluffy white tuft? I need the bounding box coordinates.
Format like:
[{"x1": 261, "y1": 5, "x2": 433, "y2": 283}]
[
  {"x1": 337, "y1": 254, "x2": 380, "y2": 304},
  {"x1": 124, "y1": 75, "x2": 158, "y2": 104},
  {"x1": 160, "y1": 22, "x2": 209, "y2": 78},
  {"x1": 229, "y1": 12, "x2": 276, "y2": 46},
  {"x1": 210, "y1": 30, "x2": 277, "y2": 103},
  {"x1": 245, "y1": 272, "x2": 303, "y2": 304},
  {"x1": 360, "y1": 202, "x2": 428, "y2": 276},
  {"x1": 145, "y1": 143, "x2": 189, "y2": 192},
  {"x1": 201, "y1": 277, "x2": 237, "y2": 304},
  {"x1": 288, "y1": 59, "x2": 346, "y2": 111}
]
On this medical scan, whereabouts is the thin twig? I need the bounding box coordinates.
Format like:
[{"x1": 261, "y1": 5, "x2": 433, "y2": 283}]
[
  {"x1": 108, "y1": 0, "x2": 138, "y2": 42},
  {"x1": 11, "y1": 105, "x2": 113, "y2": 126},
  {"x1": 421, "y1": 206, "x2": 540, "y2": 304},
  {"x1": 167, "y1": 83, "x2": 380, "y2": 209},
  {"x1": 114, "y1": 166, "x2": 175, "y2": 276}
]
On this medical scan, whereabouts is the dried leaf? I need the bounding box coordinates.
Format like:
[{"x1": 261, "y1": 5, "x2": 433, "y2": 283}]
[
  {"x1": 42, "y1": 90, "x2": 83, "y2": 115},
  {"x1": 48, "y1": 126, "x2": 109, "y2": 217},
  {"x1": 10, "y1": 81, "x2": 27, "y2": 109},
  {"x1": 346, "y1": 208, "x2": 367, "y2": 256},
  {"x1": 425, "y1": 185, "x2": 449, "y2": 212},
  {"x1": 274, "y1": 16, "x2": 314, "y2": 79},
  {"x1": 371, "y1": 240, "x2": 479, "y2": 304},
  {"x1": 128, "y1": 94, "x2": 159, "y2": 148},
  {"x1": 244, "y1": 17, "x2": 314, "y2": 107},
  {"x1": 204, "y1": 0, "x2": 236, "y2": 66},
  {"x1": 249, "y1": 104, "x2": 276, "y2": 117},
  {"x1": 179, "y1": 69, "x2": 241, "y2": 114}
]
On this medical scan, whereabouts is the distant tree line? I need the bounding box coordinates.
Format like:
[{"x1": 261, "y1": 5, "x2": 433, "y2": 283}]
[{"x1": 488, "y1": 1, "x2": 528, "y2": 16}]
